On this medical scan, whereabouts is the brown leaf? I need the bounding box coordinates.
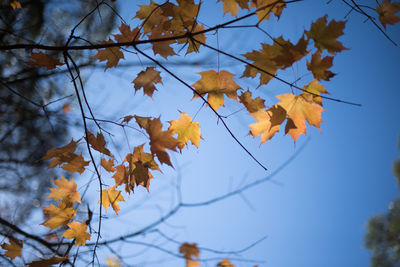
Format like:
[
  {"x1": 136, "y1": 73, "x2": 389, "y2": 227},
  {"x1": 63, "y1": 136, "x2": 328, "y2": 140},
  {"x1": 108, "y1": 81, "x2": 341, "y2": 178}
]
[
  {"x1": 1, "y1": 238, "x2": 23, "y2": 260},
  {"x1": 132, "y1": 67, "x2": 163, "y2": 98},
  {"x1": 86, "y1": 131, "x2": 112, "y2": 156},
  {"x1": 376, "y1": 0, "x2": 400, "y2": 28},
  {"x1": 28, "y1": 257, "x2": 68, "y2": 267},
  {"x1": 239, "y1": 90, "x2": 266, "y2": 113},
  {"x1": 26, "y1": 52, "x2": 63, "y2": 70},
  {"x1": 307, "y1": 52, "x2": 335, "y2": 81},
  {"x1": 93, "y1": 39, "x2": 124, "y2": 70}
]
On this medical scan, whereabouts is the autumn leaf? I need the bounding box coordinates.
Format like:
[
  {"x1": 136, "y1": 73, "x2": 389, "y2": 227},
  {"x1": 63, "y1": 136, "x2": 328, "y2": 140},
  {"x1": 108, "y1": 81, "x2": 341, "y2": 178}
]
[
  {"x1": 307, "y1": 52, "x2": 335, "y2": 81},
  {"x1": 94, "y1": 39, "x2": 124, "y2": 70},
  {"x1": 62, "y1": 103, "x2": 71, "y2": 114},
  {"x1": 86, "y1": 131, "x2": 112, "y2": 156},
  {"x1": 239, "y1": 90, "x2": 266, "y2": 113},
  {"x1": 249, "y1": 105, "x2": 286, "y2": 144},
  {"x1": 135, "y1": 116, "x2": 179, "y2": 166},
  {"x1": 42, "y1": 139, "x2": 89, "y2": 174},
  {"x1": 47, "y1": 176, "x2": 81, "y2": 204},
  {"x1": 28, "y1": 257, "x2": 68, "y2": 267},
  {"x1": 134, "y1": 0, "x2": 169, "y2": 34},
  {"x1": 276, "y1": 93, "x2": 325, "y2": 142},
  {"x1": 192, "y1": 70, "x2": 242, "y2": 111},
  {"x1": 99, "y1": 186, "x2": 125, "y2": 215},
  {"x1": 305, "y1": 15, "x2": 347, "y2": 54},
  {"x1": 62, "y1": 221, "x2": 91, "y2": 246},
  {"x1": 169, "y1": 112, "x2": 201, "y2": 151},
  {"x1": 1, "y1": 238, "x2": 23, "y2": 260},
  {"x1": 301, "y1": 79, "x2": 329, "y2": 106},
  {"x1": 122, "y1": 115, "x2": 134, "y2": 124},
  {"x1": 219, "y1": 0, "x2": 249, "y2": 17},
  {"x1": 376, "y1": 0, "x2": 400, "y2": 28},
  {"x1": 148, "y1": 26, "x2": 177, "y2": 58},
  {"x1": 241, "y1": 35, "x2": 307, "y2": 87},
  {"x1": 42, "y1": 201, "x2": 76, "y2": 230},
  {"x1": 177, "y1": 23, "x2": 207, "y2": 54},
  {"x1": 26, "y1": 52, "x2": 63, "y2": 70},
  {"x1": 132, "y1": 67, "x2": 163, "y2": 98},
  {"x1": 113, "y1": 23, "x2": 141, "y2": 44},
  {"x1": 101, "y1": 158, "x2": 116, "y2": 172},
  {"x1": 179, "y1": 242, "x2": 200, "y2": 267},
  {"x1": 250, "y1": 0, "x2": 286, "y2": 22},
  {"x1": 112, "y1": 164, "x2": 132, "y2": 192},
  {"x1": 10, "y1": 0, "x2": 21, "y2": 9},
  {"x1": 217, "y1": 259, "x2": 235, "y2": 267},
  {"x1": 106, "y1": 256, "x2": 122, "y2": 267}
]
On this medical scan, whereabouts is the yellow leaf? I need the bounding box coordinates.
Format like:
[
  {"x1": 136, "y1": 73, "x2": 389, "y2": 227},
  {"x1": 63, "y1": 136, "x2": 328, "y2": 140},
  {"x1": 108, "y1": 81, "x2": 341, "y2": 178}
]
[
  {"x1": 192, "y1": 70, "x2": 242, "y2": 111},
  {"x1": 99, "y1": 187, "x2": 125, "y2": 215},
  {"x1": 42, "y1": 201, "x2": 76, "y2": 230},
  {"x1": 62, "y1": 221, "x2": 91, "y2": 246},
  {"x1": 1, "y1": 238, "x2": 23, "y2": 260},
  {"x1": 10, "y1": 0, "x2": 21, "y2": 9},
  {"x1": 26, "y1": 52, "x2": 63, "y2": 70},
  {"x1": 305, "y1": 15, "x2": 347, "y2": 54},
  {"x1": 217, "y1": 258, "x2": 235, "y2": 267},
  {"x1": 47, "y1": 176, "x2": 81, "y2": 204},
  {"x1": 301, "y1": 80, "x2": 329, "y2": 106},
  {"x1": 106, "y1": 256, "x2": 122, "y2": 267},
  {"x1": 132, "y1": 67, "x2": 163, "y2": 98},
  {"x1": 169, "y1": 112, "x2": 201, "y2": 151},
  {"x1": 218, "y1": 0, "x2": 249, "y2": 17},
  {"x1": 250, "y1": 0, "x2": 286, "y2": 22},
  {"x1": 94, "y1": 39, "x2": 124, "y2": 70},
  {"x1": 179, "y1": 242, "x2": 200, "y2": 267},
  {"x1": 249, "y1": 105, "x2": 286, "y2": 144},
  {"x1": 376, "y1": 0, "x2": 400, "y2": 28}
]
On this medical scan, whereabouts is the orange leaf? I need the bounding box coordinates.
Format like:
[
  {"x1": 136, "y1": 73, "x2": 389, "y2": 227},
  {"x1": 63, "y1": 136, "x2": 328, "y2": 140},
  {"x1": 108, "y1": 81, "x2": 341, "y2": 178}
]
[
  {"x1": 376, "y1": 0, "x2": 400, "y2": 28},
  {"x1": 62, "y1": 221, "x2": 91, "y2": 246},
  {"x1": 86, "y1": 131, "x2": 112, "y2": 156},
  {"x1": 42, "y1": 201, "x2": 76, "y2": 230},
  {"x1": 101, "y1": 158, "x2": 116, "y2": 172},
  {"x1": 113, "y1": 23, "x2": 141, "y2": 44},
  {"x1": 250, "y1": 0, "x2": 286, "y2": 22},
  {"x1": 276, "y1": 93, "x2": 325, "y2": 142},
  {"x1": 179, "y1": 242, "x2": 200, "y2": 267},
  {"x1": 219, "y1": 0, "x2": 249, "y2": 17},
  {"x1": 307, "y1": 52, "x2": 335, "y2": 81},
  {"x1": 148, "y1": 26, "x2": 177, "y2": 59},
  {"x1": 135, "y1": 117, "x2": 179, "y2": 166},
  {"x1": 10, "y1": 0, "x2": 21, "y2": 9},
  {"x1": 306, "y1": 15, "x2": 347, "y2": 54},
  {"x1": 169, "y1": 112, "x2": 201, "y2": 151},
  {"x1": 99, "y1": 187, "x2": 125, "y2": 215},
  {"x1": 26, "y1": 52, "x2": 63, "y2": 70},
  {"x1": 301, "y1": 80, "x2": 329, "y2": 106},
  {"x1": 192, "y1": 70, "x2": 242, "y2": 111},
  {"x1": 217, "y1": 259, "x2": 235, "y2": 267},
  {"x1": 249, "y1": 105, "x2": 286, "y2": 144},
  {"x1": 47, "y1": 176, "x2": 81, "y2": 204},
  {"x1": 93, "y1": 39, "x2": 124, "y2": 70},
  {"x1": 239, "y1": 90, "x2": 266, "y2": 113},
  {"x1": 1, "y1": 238, "x2": 23, "y2": 260},
  {"x1": 132, "y1": 67, "x2": 163, "y2": 98}
]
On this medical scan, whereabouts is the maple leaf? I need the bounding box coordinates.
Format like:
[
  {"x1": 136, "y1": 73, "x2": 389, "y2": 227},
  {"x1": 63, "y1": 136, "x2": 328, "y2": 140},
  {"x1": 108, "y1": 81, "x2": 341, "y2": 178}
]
[
  {"x1": 113, "y1": 23, "x2": 141, "y2": 44},
  {"x1": 132, "y1": 67, "x2": 163, "y2": 98},
  {"x1": 249, "y1": 105, "x2": 286, "y2": 143},
  {"x1": 42, "y1": 201, "x2": 76, "y2": 230},
  {"x1": 217, "y1": 259, "x2": 235, "y2": 267},
  {"x1": 192, "y1": 70, "x2": 242, "y2": 111},
  {"x1": 62, "y1": 221, "x2": 91, "y2": 246},
  {"x1": 86, "y1": 131, "x2": 112, "y2": 156},
  {"x1": 376, "y1": 0, "x2": 400, "y2": 28},
  {"x1": 1, "y1": 238, "x2": 23, "y2": 260},
  {"x1": 106, "y1": 256, "x2": 122, "y2": 267},
  {"x1": 301, "y1": 79, "x2": 329, "y2": 106},
  {"x1": 42, "y1": 139, "x2": 89, "y2": 174},
  {"x1": 47, "y1": 176, "x2": 81, "y2": 204},
  {"x1": 307, "y1": 52, "x2": 335, "y2": 81},
  {"x1": 219, "y1": 0, "x2": 249, "y2": 17},
  {"x1": 239, "y1": 90, "x2": 266, "y2": 113},
  {"x1": 26, "y1": 52, "x2": 63, "y2": 70},
  {"x1": 135, "y1": 116, "x2": 179, "y2": 166},
  {"x1": 28, "y1": 256, "x2": 68, "y2": 267},
  {"x1": 134, "y1": 0, "x2": 169, "y2": 34},
  {"x1": 93, "y1": 39, "x2": 124, "y2": 70},
  {"x1": 148, "y1": 26, "x2": 177, "y2": 58},
  {"x1": 241, "y1": 35, "x2": 306, "y2": 87},
  {"x1": 179, "y1": 242, "x2": 200, "y2": 267},
  {"x1": 169, "y1": 112, "x2": 201, "y2": 151},
  {"x1": 99, "y1": 186, "x2": 125, "y2": 215},
  {"x1": 101, "y1": 158, "x2": 116, "y2": 172},
  {"x1": 177, "y1": 23, "x2": 207, "y2": 54},
  {"x1": 112, "y1": 164, "x2": 132, "y2": 192},
  {"x1": 250, "y1": 0, "x2": 286, "y2": 22},
  {"x1": 276, "y1": 93, "x2": 325, "y2": 142},
  {"x1": 10, "y1": 0, "x2": 21, "y2": 9},
  {"x1": 305, "y1": 15, "x2": 347, "y2": 54}
]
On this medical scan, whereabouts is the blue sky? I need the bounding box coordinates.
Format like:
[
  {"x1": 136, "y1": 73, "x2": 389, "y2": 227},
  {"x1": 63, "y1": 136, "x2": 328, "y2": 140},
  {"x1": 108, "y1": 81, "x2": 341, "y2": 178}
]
[{"x1": 57, "y1": 1, "x2": 400, "y2": 266}]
